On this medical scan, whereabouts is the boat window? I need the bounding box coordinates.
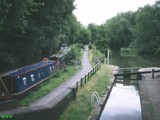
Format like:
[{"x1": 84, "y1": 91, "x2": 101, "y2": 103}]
[
  {"x1": 23, "y1": 77, "x2": 27, "y2": 85},
  {"x1": 49, "y1": 67, "x2": 52, "y2": 72},
  {"x1": 31, "y1": 74, "x2": 35, "y2": 82},
  {"x1": 38, "y1": 73, "x2": 41, "y2": 78},
  {"x1": 52, "y1": 66, "x2": 54, "y2": 70},
  {"x1": 41, "y1": 71, "x2": 44, "y2": 76}
]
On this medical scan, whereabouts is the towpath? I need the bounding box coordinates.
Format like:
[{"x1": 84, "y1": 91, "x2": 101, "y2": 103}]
[
  {"x1": 138, "y1": 68, "x2": 160, "y2": 120},
  {"x1": 30, "y1": 46, "x2": 92, "y2": 106}
]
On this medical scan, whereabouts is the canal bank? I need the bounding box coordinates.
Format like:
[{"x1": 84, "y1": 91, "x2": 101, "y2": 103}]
[
  {"x1": 88, "y1": 65, "x2": 118, "y2": 120},
  {"x1": 138, "y1": 76, "x2": 160, "y2": 120}
]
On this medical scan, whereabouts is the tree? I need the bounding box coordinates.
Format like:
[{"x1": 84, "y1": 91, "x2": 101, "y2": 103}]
[
  {"x1": 133, "y1": 5, "x2": 160, "y2": 55},
  {"x1": 0, "y1": 0, "x2": 76, "y2": 72},
  {"x1": 88, "y1": 24, "x2": 110, "y2": 53},
  {"x1": 77, "y1": 27, "x2": 91, "y2": 45},
  {"x1": 104, "y1": 13, "x2": 133, "y2": 51}
]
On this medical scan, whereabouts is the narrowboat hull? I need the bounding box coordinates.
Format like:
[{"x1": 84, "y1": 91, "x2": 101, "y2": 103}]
[{"x1": 0, "y1": 60, "x2": 57, "y2": 100}]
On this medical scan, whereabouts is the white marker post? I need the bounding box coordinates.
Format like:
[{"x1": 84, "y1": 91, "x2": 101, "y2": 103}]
[
  {"x1": 105, "y1": 49, "x2": 109, "y2": 65},
  {"x1": 107, "y1": 49, "x2": 109, "y2": 65}
]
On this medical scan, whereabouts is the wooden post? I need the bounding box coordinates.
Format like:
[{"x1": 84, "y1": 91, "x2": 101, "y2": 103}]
[
  {"x1": 72, "y1": 88, "x2": 76, "y2": 99},
  {"x1": 137, "y1": 73, "x2": 142, "y2": 80},
  {"x1": 88, "y1": 72, "x2": 90, "y2": 80},
  {"x1": 91, "y1": 69, "x2": 93, "y2": 75},
  {"x1": 123, "y1": 71, "x2": 130, "y2": 85},
  {"x1": 76, "y1": 81, "x2": 78, "y2": 92},
  {"x1": 93, "y1": 67, "x2": 95, "y2": 74},
  {"x1": 96, "y1": 66, "x2": 97, "y2": 72},
  {"x1": 152, "y1": 69, "x2": 154, "y2": 79},
  {"x1": 84, "y1": 75, "x2": 87, "y2": 83},
  {"x1": 81, "y1": 78, "x2": 83, "y2": 88}
]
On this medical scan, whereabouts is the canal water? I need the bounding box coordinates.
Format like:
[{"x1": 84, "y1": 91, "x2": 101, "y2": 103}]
[{"x1": 100, "y1": 81, "x2": 142, "y2": 120}]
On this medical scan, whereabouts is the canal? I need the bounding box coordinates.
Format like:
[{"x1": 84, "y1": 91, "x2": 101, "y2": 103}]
[{"x1": 100, "y1": 80, "x2": 142, "y2": 120}]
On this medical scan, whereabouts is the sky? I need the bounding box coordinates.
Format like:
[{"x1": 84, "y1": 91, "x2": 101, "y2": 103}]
[{"x1": 73, "y1": 0, "x2": 157, "y2": 26}]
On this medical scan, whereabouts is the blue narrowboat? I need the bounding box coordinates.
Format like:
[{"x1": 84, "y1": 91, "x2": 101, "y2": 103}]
[{"x1": 0, "y1": 60, "x2": 56, "y2": 100}]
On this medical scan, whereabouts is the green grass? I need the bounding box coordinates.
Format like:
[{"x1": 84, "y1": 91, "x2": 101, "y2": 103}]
[
  {"x1": 58, "y1": 64, "x2": 111, "y2": 120},
  {"x1": 19, "y1": 65, "x2": 81, "y2": 106}
]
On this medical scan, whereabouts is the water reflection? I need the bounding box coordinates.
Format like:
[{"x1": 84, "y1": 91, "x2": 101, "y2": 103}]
[{"x1": 100, "y1": 83, "x2": 142, "y2": 120}]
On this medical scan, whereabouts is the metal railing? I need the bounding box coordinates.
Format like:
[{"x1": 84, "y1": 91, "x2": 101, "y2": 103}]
[{"x1": 91, "y1": 92, "x2": 100, "y2": 106}]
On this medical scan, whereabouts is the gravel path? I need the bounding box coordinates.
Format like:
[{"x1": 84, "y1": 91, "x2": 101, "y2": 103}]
[{"x1": 30, "y1": 47, "x2": 92, "y2": 106}]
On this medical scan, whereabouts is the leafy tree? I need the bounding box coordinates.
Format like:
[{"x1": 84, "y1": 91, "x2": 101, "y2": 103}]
[
  {"x1": 104, "y1": 13, "x2": 133, "y2": 51},
  {"x1": 0, "y1": 0, "x2": 76, "y2": 72},
  {"x1": 77, "y1": 27, "x2": 91, "y2": 45},
  {"x1": 88, "y1": 23, "x2": 101, "y2": 44},
  {"x1": 88, "y1": 24, "x2": 110, "y2": 53},
  {"x1": 133, "y1": 4, "x2": 160, "y2": 55}
]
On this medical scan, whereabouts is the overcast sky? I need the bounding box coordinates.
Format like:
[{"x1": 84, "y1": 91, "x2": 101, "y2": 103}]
[{"x1": 73, "y1": 0, "x2": 157, "y2": 26}]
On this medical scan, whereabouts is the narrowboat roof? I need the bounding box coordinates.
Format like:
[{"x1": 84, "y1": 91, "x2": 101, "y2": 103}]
[{"x1": 0, "y1": 60, "x2": 55, "y2": 77}]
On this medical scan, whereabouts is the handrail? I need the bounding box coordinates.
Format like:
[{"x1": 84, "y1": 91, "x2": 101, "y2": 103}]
[
  {"x1": 91, "y1": 92, "x2": 100, "y2": 106},
  {"x1": 115, "y1": 69, "x2": 160, "y2": 76},
  {"x1": 118, "y1": 67, "x2": 142, "y2": 72}
]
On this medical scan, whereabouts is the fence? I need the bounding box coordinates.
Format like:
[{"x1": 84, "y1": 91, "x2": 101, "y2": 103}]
[
  {"x1": 70, "y1": 57, "x2": 101, "y2": 98},
  {"x1": 114, "y1": 68, "x2": 160, "y2": 80}
]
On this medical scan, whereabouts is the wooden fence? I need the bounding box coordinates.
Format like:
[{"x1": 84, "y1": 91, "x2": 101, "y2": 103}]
[
  {"x1": 114, "y1": 69, "x2": 160, "y2": 80},
  {"x1": 70, "y1": 57, "x2": 101, "y2": 98}
]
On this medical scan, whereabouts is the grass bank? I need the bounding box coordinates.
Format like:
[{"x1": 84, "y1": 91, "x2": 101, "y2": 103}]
[
  {"x1": 19, "y1": 65, "x2": 81, "y2": 106},
  {"x1": 58, "y1": 64, "x2": 111, "y2": 120}
]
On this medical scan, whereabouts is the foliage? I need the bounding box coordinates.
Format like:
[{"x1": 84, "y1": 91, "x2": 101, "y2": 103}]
[
  {"x1": 64, "y1": 44, "x2": 82, "y2": 64},
  {"x1": 92, "y1": 45, "x2": 104, "y2": 62},
  {"x1": 132, "y1": 3, "x2": 160, "y2": 55},
  {"x1": 88, "y1": 1, "x2": 160, "y2": 63},
  {"x1": 120, "y1": 48, "x2": 136, "y2": 57},
  {"x1": 76, "y1": 27, "x2": 91, "y2": 45},
  {"x1": 1, "y1": 0, "x2": 160, "y2": 72},
  {"x1": 104, "y1": 12, "x2": 134, "y2": 51},
  {"x1": 88, "y1": 23, "x2": 110, "y2": 53},
  {"x1": 0, "y1": 0, "x2": 82, "y2": 72}
]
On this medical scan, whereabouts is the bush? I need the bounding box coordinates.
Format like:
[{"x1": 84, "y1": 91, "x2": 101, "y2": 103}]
[
  {"x1": 64, "y1": 45, "x2": 81, "y2": 65},
  {"x1": 92, "y1": 45, "x2": 104, "y2": 61}
]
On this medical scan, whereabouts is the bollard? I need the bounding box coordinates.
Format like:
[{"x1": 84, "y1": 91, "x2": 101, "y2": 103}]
[{"x1": 152, "y1": 69, "x2": 154, "y2": 79}]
